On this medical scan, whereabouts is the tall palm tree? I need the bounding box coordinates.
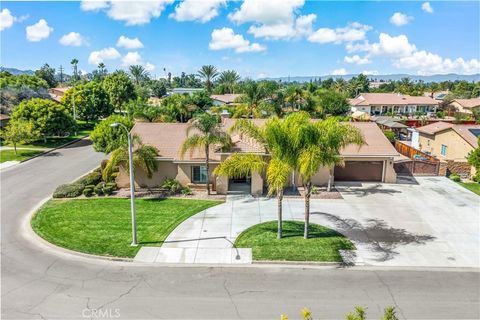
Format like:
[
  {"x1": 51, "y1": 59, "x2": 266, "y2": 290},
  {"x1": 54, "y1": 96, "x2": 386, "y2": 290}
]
[
  {"x1": 296, "y1": 116, "x2": 365, "y2": 239},
  {"x1": 215, "y1": 115, "x2": 302, "y2": 238},
  {"x1": 97, "y1": 63, "x2": 107, "y2": 77},
  {"x1": 217, "y1": 70, "x2": 241, "y2": 94},
  {"x1": 238, "y1": 80, "x2": 268, "y2": 118},
  {"x1": 334, "y1": 78, "x2": 348, "y2": 93},
  {"x1": 70, "y1": 58, "x2": 79, "y2": 81},
  {"x1": 284, "y1": 85, "x2": 304, "y2": 112},
  {"x1": 103, "y1": 135, "x2": 159, "y2": 183},
  {"x1": 198, "y1": 65, "x2": 219, "y2": 93},
  {"x1": 129, "y1": 65, "x2": 149, "y2": 85},
  {"x1": 180, "y1": 113, "x2": 231, "y2": 195}
]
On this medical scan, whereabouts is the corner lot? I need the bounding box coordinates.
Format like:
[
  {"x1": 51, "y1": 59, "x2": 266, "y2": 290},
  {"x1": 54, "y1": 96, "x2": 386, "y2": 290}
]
[{"x1": 156, "y1": 177, "x2": 479, "y2": 267}]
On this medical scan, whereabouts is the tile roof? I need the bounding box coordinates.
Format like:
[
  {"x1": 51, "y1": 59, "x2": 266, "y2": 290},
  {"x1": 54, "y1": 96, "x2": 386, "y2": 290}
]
[
  {"x1": 452, "y1": 98, "x2": 480, "y2": 109},
  {"x1": 416, "y1": 122, "x2": 480, "y2": 148},
  {"x1": 210, "y1": 94, "x2": 243, "y2": 104},
  {"x1": 349, "y1": 93, "x2": 438, "y2": 106}
]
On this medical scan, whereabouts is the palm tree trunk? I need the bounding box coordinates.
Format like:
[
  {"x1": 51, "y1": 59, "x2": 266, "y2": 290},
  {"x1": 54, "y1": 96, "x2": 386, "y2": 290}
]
[
  {"x1": 304, "y1": 182, "x2": 311, "y2": 239},
  {"x1": 205, "y1": 145, "x2": 210, "y2": 195},
  {"x1": 327, "y1": 168, "x2": 333, "y2": 192},
  {"x1": 277, "y1": 191, "x2": 283, "y2": 239}
]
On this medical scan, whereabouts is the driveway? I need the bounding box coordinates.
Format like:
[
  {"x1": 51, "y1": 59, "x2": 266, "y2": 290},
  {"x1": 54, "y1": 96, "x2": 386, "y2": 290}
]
[{"x1": 154, "y1": 177, "x2": 479, "y2": 267}]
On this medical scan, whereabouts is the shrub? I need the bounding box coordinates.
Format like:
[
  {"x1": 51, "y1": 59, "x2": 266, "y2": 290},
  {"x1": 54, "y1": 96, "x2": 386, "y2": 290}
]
[
  {"x1": 106, "y1": 182, "x2": 117, "y2": 190},
  {"x1": 53, "y1": 183, "x2": 85, "y2": 198},
  {"x1": 94, "y1": 182, "x2": 105, "y2": 195},
  {"x1": 83, "y1": 188, "x2": 93, "y2": 197},
  {"x1": 449, "y1": 174, "x2": 461, "y2": 182},
  {"x1": 102, "y1": 186, "x2": 113, "y2": 195},
  {"x1": 181, "y1": 186, "x2": 193, "y2": 196},
  {"x1": 162, "y1": 178, "x2": 182, "y2": 193},
  {"x1": 79, "y1": 171, "x2": 102, "y2": 186},
  {"x1": 383, "y1": 130, "x2": 396, "y2": 143}
]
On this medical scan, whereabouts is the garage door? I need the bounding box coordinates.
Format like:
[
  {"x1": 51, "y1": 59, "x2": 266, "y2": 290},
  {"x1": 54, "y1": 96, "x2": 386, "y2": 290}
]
[{"x1": 334, "y1": 161, "x2": 383, "y2": 182}]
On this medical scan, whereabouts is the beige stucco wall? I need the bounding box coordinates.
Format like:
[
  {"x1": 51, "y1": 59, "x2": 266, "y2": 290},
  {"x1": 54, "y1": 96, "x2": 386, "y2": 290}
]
[
  {"x1": 418, "y1": 130, "x2": 473, "y2": 161},
  {"x1": 294, "y1": 166, "x2": 332, "y2": 187},
  {"x1": 251, "y1": 171, "x2": 263, "y2": 196},
  {"x1": 176, "y1": 163, "x2": 219, "y2": 189},
  {"x1": 449, "y1": 101, "x2": 479, "y2": 115},
  {"x1": 116, "y1": 160, "x2": 178, "y2": 188}
]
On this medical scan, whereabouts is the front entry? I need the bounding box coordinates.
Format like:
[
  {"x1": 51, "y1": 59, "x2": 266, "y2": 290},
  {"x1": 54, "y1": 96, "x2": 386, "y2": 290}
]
[{"x1": 228, "y1": 176, "x2": 251, "y2": 193}]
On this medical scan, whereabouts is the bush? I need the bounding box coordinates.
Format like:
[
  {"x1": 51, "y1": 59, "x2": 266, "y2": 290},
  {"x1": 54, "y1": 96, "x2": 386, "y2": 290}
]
[
  {"x1": 94, "y1": 182, "x2": 105, "y2": 195},
  {"x1": 53, "y1": 183, "x2": 85, "y2": 198},
  {"x1": 181, "y1": 186, "x2": 193, "y2": 196},
  {"x1": 449, "y1": 174, "x2": 461, "y2": 182},
  {"x1": 383, "y1": 130, "x2": 396, "y2": 143},
  {"x1": 102, "y1": 186, "x2": 113, "y2": 195},
  {"x1": 162, "y1": 178, "x2": 182, "y2": 193},
  {"x1": 106, "y1": 182, "x2": 117, "y2": 190},
  {"x1": 79, "y1": 171, "x2": 102, "y2": 186},
  {"x1": 83, "y1": 188, "x2": 93, "y2": 197}
]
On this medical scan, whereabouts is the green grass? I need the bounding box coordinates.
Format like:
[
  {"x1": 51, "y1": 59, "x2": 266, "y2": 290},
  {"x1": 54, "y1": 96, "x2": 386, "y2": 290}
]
[
  {"x1": 31, "y1": 198, "x2": 222, "y2": 258},
  {"x1": 0, "y1": 149, "x2": 44, "y2": 163},
  {"x1": 235, "y1": 221, "x2": 355, "y2": 262},
  {"x1": 457, "y1": 182, "x2": 480, "y2": 196}
]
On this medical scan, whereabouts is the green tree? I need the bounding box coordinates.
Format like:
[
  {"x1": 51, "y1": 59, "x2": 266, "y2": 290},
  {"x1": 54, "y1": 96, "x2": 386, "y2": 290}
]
[
  {"x1": 61, "y1": 82, "x2": 113, "y2": 122},
  {"x1": 236, "y1": 80, "x2": 269, "y2": 118},
  {"x1": 467, "y1": 137, "x2": 480, "y2": 181},
  {"x1": 102, "y1": 71, "x2": 136, "y2": 113},
  {"x1": 103, "y1": 135, "x2": 159, "y2": 182},
  {"x1": 217, "y1": 70, "x2": 241, "y2": 94},
  {"x1": 90, "y1": 114, "x2": 133, "y2": 153},
  {"x1": 296, "y1": 116, "x2": 365, "y2": 238},
  {"x1": 188, "y1": 90, "x2": 213, "y2": 110},
  {"x1": 316, "y1": 89, "x2": 350, "y2": 115},
  {"x1": 129, "y1": 65, "x2": 150, "y2": 85},
  {"x1": 0, "y1": 72, "x2": 48, "y2": 90},
  {"x1": 70, "y1": 58, "x2": 79, "y2": 82},
  {"x1": 35, "y1": 63, "x2": 57, "y2": 88},
  {"x1": 128, "y1": 101, "x2": 172, "y2": 123},
  {"x1": 180, "y1": 113, "x2": 231, "y2": 195},
  {"x1": 198, "y1": 65, "x2": 219, "y2": 93},
  {"x1": 284, "y1": 85, "x2": 304, "y2": 112},
  {"x1": 11, "y1": 98, "x2": 76, "y2": 141},
  {"x1": 1, "y1": 120, "x2": 39, "y2": 154},
  {"x1": 148, "y1": 79, "x2": 167, "y2": 98}
]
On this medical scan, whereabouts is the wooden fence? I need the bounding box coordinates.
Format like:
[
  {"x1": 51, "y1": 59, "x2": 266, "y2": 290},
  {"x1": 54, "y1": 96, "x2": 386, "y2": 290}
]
[
  {"x1": 394, "y1": 140, "x2": 438, "y2": 162},
  {"x1": 394, "y1": 140, "x2": 440, "y2": 176}
]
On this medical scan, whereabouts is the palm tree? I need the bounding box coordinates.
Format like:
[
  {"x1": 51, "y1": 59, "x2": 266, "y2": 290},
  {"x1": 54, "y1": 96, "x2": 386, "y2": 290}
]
[
  {"x1": 97, "y1": 63, "x2": 107, "y2": 77},
  {"x1": 296, "y1": 116, "x2": 365, "y2": 239},
  {"x1": 215, "y1": 115, "x2": 302, "y2": 238},
  {"x1": 334, "y1": 78, "x2": 348, "y2": 93},
  {"x1": 237, "y1": 80, "x2": 268, "y2": 118},
  {"x1": 103, "y1": 135, "x2": 159, "y2": 183},
  {"x1": 180, "y1": 113, "x2": 231, "y2": 195},
  {"x1": 129, "y1": 65, "x2": 149, "y2": 85},
  {"x1": 70, "y1": 58, "x2": 79, "y2": 81},
  {"x1": 198, "y1": 65, "x2": 219, "y2": 93},
  {"x1": 284, "y1": 85, "x2": 304, "y2": 112},
  {"x1": 217, "y1": 70, "x2": 241, "y2": 94}
]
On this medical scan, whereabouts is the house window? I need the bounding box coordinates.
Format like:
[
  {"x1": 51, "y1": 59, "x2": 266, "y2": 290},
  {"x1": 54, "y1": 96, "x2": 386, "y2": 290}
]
[
  {"x1": 192, "y1": 166, "x2": 208, "y2": 183},
  {"x1": 441, "y1": 145, "x2": 448, "y2": 156}
]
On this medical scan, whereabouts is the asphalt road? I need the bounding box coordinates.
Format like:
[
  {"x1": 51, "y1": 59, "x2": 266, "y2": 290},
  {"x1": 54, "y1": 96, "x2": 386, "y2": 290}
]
[{"x1": 1, "y1": 139, "x2": 479, "y2": 320}]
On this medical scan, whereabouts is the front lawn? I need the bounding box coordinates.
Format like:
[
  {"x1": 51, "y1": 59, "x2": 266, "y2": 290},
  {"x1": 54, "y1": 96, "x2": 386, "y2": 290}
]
[
  {"x1": 457, "y1": 182, "x2": 480, "y2": 196},
  {"x1": 235, "y1": 221, "x2": 355, "y2": 262},
  {"x1": 0, "y1": 149, "x2": 44, "y2": 163},
  {"x1": 31, "y1": 198, "x2": 222, "y2": 258}
]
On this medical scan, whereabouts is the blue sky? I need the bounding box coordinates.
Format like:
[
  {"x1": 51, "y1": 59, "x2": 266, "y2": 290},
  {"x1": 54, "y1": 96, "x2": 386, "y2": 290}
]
[{"x1": 1, "y1": 1, "x2": 479, "y2": 78}]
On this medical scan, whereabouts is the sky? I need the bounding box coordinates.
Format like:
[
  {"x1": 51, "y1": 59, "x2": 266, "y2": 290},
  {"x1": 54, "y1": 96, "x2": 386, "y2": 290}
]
[{"x1": 1, "y1": 0, "x2": 479, "y2": 79}]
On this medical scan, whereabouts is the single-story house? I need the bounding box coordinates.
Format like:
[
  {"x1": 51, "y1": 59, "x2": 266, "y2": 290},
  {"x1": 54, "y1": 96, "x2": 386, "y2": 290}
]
[
  {"x1": 210, "y1": 94, "x2": 242, "y2": 106},
  {"x1": 448, "y1": 98, "x2": 480, "y2": 115},
  {"x1": 0, "y1": 114, "x2": 10, "y2": 128},
  {"x1": 166, "y1": 88, "x2": 203, "y2": 96},
  {"x1": 349, "y1": 93, "x2": 438, "y2": 115},
  {"x1": 116, "y1": 119, "x2": 399, "y2": 195},
  {"x1": 48, "y1": 87, "x2": 71, "y2": 103}
]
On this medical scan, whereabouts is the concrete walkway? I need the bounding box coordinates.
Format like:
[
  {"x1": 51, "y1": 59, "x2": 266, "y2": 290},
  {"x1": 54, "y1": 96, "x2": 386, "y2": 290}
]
[{"x1": 135, "y1": 177, "x2": 479, "y2": 267}]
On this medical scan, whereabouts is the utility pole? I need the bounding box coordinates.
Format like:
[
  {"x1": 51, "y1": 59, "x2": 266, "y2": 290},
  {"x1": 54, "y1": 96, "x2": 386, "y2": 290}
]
[{"x1": 58, "y1": 65, "x2": 64, "y2": 85}]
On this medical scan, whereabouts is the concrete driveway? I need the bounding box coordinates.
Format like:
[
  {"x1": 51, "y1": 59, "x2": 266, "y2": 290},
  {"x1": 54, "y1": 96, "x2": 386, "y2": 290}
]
[{"x1": 141, "y1": 177, "x2": 479, "y2": 267}]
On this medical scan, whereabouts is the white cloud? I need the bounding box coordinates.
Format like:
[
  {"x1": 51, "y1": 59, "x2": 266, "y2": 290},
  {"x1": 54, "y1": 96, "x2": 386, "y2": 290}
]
[
  {"x1": 390, "y1": 12, "x2": 413, "y2": 26},
  {"x1": 116, "y1": 35, "x2": 143, "y2": 49},
  {"x1": 209, "y1": 28, "x2": 266, "y2": 53},
  {"x1": 121, "y1": 51, "x2": 156, "y2": 71},
  {"x1": 348, "y1": 33, "x2": 417, "y2": 58},
  {"x1": 229, "y1": 0, "x2": 304, "y2": 25},
  {"x1": 80, "y1": 0, "x2": 173, "y2": 25},
  {"x1": 26, "y1": 19, "x2": 53, "y2": 42},
  {"x1": 394, "y1": 51, "x2": 480, "y2": 75},
  {"x1": 422, "y1": 2, "x2": 433, "y2": 13},
  {"x1": 332, "y1": 68, "x2": 347, "y2": 76},
  {"x1": 361, "y1": 70, "x2": 379, "y2": 76},
  {"x1": 88, "y1": 47, "x2": 121, "y2": 65},
  {"x1": 308, "y1": 22, "x2": 371, "y2": 44},
  {"x1": 170, "y1": 0, "x2": 226, "y2": 23},
  {"x1": 59, "y1": 32, "x2": 87, "y2": 46},
  {"x1": 0, "y1": 9, "x2": 14, "y2": 31},
  {"x1": 344, "y1": 55, "x2": 371, "y2": 65},
  {"x1": 247, "y1": 14, "x2": 316, "y2": 40},
  {"x1": 145, "y1": 62, "x2": 156, "y2": 72}
]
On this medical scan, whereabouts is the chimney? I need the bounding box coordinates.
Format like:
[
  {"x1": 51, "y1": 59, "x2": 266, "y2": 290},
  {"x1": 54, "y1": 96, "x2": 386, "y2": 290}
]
[{"x1": 220, "y1": 109, "x2": 230, "y2": 119}]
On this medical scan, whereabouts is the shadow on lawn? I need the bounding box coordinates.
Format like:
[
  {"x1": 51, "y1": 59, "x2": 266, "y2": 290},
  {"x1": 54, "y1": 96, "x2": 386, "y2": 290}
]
[{"x1": 311, "y1": 212, "x2": 435, "y2": 262}]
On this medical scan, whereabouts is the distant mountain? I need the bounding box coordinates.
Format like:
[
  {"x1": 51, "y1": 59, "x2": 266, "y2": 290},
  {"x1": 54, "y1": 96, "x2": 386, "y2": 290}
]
[
  {"x1": 1, "y1": 67, "x2": 35, "y2": 75},
  {"x1": 263, "y1": 73, "x2": 480, "y2": 83}
]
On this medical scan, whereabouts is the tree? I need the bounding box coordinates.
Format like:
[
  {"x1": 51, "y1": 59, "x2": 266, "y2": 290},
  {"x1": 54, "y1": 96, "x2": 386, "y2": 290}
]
[
  {"x1": 11, "y1": 98, "x2": 76, "y2": 141},
  {"x1": 237, "y1": 80, "x2": 269, "y2": 118},
  {"x1": 92, "y1": 63, "x2": 108, "y2": 81},
  {"x1": 316, "y1": 89, "x2": 350, "y2": 115},
  {"x1": 90, "y1": 115, "x2": 133, "y2": 153},
  {"x1": 61, "y1": 82, "x2": 113, "y2": 122},
  {"x1": 102, "y1": 71, "x2": 136, "y2": 113},
  {"x1": 70, "y1": 58, "x2": 79, "y2": 82},
  {"x1": 198, "y1": 65, "x2": 219, "y2": 93},
  {"x1": 103, "y1": 135, "x2": 159, "y2": 182},
  {"x1": 128, "y1": 101, "x2": 172, "y2": 123},
  {"x1": 35, "y1": 63, "x2": 57, "y2": 88},
  {"x1": 296, "y1": 116, "x2": 365, "y2": 238},
  {"x1": 284, "y1": 85, "x2": 304, "y2": 112},
  {"x1": 129, "y1": 65, "x2": 150, "y2": 85},
  {"x1": 188, "y1": 90, "x2": 213, "y2": 110},
  {"x1": 148, "y1": 79, "x2": 167, "y2": 98},
  {"x1": 180, "y1": 113, "x2": 231, "y2": 195},
  {"x1": 467, "y1": 137, "x2": 480, "y2": 181},
  {"x1": 1, "y1": 120, "x2": 38, "y2": 154},
  {"x1": 0, "y1": 72, "x2": 50, "y2": 114},
  {"x1": 217, "y1": 70, "x2": 241, "y2": 94}
]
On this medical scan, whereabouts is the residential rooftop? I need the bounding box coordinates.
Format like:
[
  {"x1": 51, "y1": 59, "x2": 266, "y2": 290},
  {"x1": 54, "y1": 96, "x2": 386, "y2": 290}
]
[
  {"x1": 349, "y1": 93, "x2": 439, "y2": 106},
  {"x1": 416, "y1": 122, "x2": 480, "y2": 148}
]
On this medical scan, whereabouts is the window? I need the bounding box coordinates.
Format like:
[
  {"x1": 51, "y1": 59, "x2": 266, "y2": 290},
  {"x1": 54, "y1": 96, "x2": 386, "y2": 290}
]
[
  {"x1": 441, "y1": 145, "x2": 448, "y2": 156},
  {"x1": 192, "y1": 166, "x2": 208, "y2": 183}
]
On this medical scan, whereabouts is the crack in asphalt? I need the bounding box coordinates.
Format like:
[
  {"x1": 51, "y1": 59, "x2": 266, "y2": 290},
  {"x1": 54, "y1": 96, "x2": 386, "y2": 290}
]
[
  {"x1": 95, "y1": 278, "x2": 142, "y2": 311},
  {"x1": 223, "y1": 279, "x2": 241, "y2": 319},
  {"x1": 374, "y1": 271, "x2": 406, "y2": 320}
]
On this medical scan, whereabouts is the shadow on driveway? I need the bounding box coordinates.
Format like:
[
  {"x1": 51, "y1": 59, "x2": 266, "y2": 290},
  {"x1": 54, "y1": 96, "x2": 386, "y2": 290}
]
[{"x1": 338, "y1": 184, "x2": 403, "y2": 197}]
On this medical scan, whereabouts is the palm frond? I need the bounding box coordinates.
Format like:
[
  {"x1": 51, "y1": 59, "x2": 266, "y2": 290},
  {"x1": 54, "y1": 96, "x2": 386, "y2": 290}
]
[
  {"x1": 214, "y1": 153, "x2": 265, "y2": 178},
  {"x1": 266, "y1": 157, "x2": 291, "y2": 196},
  {"x1": 179, "y1": 134, "x2": 206, "y2": 159},
  {"x1": 228, "y1": 119, "x2": 266, "y2": 146}
]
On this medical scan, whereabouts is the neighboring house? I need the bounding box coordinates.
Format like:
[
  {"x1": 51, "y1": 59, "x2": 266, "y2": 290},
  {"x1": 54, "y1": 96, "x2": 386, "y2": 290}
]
[
  {"x1": 448, "y1": 98, "x2": 480, "y2": 115},
  {"x1": 166, "y1": 88, "x2": 203, "y2": 96},
  {"x1": 349, "y1": 93, "x2": 438, "y2": 115},
  {"x1": 48, "y1": 87, "x2": 71, "y2": 103},
  {"x1": 0, "y1": 114, "x2": 10, "y2": 128},
  {"x1": 415, "y1": 121, "x2": 480, "y2": 161},
  {"x1": 116, "y1": 119, "x2": 398, "y2": 195},
  {"x1": 210, "y1": 94, "x2": 242, "y2": 106}
]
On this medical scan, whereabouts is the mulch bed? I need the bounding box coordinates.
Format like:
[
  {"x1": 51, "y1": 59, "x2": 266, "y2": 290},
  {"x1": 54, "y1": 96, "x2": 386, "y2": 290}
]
[
  {"x1": 114, "y1": 188, "x2": 226, "y2": 200},
  {"x1": 283, "y1": 186, "x2": 343, "y2": 199}
]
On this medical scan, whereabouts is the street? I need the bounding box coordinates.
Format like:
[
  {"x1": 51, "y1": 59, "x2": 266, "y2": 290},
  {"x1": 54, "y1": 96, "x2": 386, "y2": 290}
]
[{"x1": 1, "y1": 139, "x2": 479, "y2": 319}]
